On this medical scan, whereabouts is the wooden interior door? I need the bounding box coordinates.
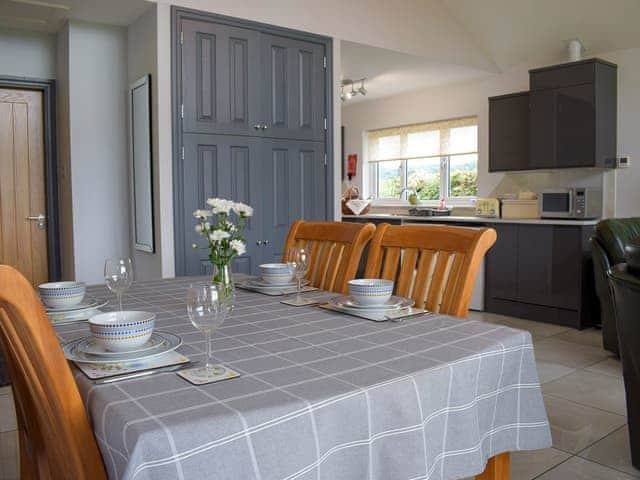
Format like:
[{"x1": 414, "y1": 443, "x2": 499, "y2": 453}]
[{"x1": 0, "y1": 88, "x2": 48, "y2": 285}]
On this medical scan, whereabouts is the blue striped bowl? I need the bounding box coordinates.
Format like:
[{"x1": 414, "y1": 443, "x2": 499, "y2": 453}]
[
  {"x1": 89, "y1": 311, "x2": 155, "y2": 352},
  {"x1": 259, "y1": 263, "x2": 294, "y2": 285},
  {"x1": 38, "y1": 281, "x2": 86, "y2": 309},
  {"x1": 348, "y1": 279, "x2": 394, "y2": 306}
]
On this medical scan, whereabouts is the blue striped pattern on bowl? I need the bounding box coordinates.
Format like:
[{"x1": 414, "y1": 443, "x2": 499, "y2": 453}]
[{"x1": 348, "y1": 279, "x2": 394, "y2": 306}]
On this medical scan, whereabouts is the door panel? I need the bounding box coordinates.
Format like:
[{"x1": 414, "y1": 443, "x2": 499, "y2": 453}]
[
  {"x1": 556, "y1": 84, "x2": 595, "y2": 168},
  {"x1": 181, "y1": 134, "x2": 262, "y2": 275},
  {"x1": 529, "y1": 89, "x2": 556, "y2": 169},
  {"x1": 0, "y1": 88, "x2": 48, "y2": 285},
  {"x1": 181, "y1": 19, "x2": 261, "y2": 136},
  {"x1": 488, "y1": 93, "x2": 529, "y2": 171},
  {"x1": 517, "y1": 225, "x2": 553, "y2": 305},
  {"x1": 261, "y1": 139, "x2": 326, "y2": 263},
  {"x1": 485, "y1": 224, "x2": 518, "y2": 301},
  {"x1": 262, "y1": 34, "x2": 325, "y2": 141}
]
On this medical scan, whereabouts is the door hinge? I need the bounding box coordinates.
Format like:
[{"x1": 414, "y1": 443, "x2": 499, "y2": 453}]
[
  {"x1": 323, "y1": 56, "x2": 327, "y2": 69},
  {"x1": 323, "y1": 117, "x2": 327, "y2": 130},
  {"x1": 181, "y1": 146, "x2": 185, "y2": 160},
  {"x1": 181, "y1": 103, "x2": 184, "y2": 119},
  {"x1": 324, "y1": 153, "x2": 327, "y2": 166},
  {"x1": 180, "y1": 31, "x2": 184, "y2": 45}
]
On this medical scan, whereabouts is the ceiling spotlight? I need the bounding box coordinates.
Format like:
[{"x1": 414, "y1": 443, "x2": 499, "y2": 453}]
[{"x1": 358, "y1": 79, "x2": 367, "y2": 96}]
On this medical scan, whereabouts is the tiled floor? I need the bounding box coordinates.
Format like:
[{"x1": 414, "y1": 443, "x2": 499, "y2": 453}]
[{"x1": 0, "y1": 312, "x2": 638, "y2": 479}]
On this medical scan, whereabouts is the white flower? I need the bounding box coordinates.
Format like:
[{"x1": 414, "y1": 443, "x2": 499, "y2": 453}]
[
  {"x1": 206, "y1": 198, "x2": 234, "y2": 215},
  {"x1": 233, "y1": 202, "x2": 253, "y2": 217},
  {"x1": 209, "y1": 229, "x2": 231, "y2": 242},
  {"x1": 194, "y1": 224, "x2": 203, "y2": 233},
  {"x1": 193, "y1": 209, "x2": 212, "y2": 218},
  {"x1": 224, "y1": 221, "x2": 237, "y2": 232},
  {"x1": 230, "y1": 239, "x2": 246, "y2": 256}
]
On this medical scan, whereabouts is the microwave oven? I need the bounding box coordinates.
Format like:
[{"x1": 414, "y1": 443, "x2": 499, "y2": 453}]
[{"x1": 539, "y1": 188, "x2": 602, "y2": 219}]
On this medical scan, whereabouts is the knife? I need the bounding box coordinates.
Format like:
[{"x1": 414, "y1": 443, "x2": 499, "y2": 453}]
[{"x1": 93, "y1": 361, "x2": 198, "y2": 385}]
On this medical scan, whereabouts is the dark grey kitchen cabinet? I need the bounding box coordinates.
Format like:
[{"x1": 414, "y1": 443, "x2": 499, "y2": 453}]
[
  {"x1": 488, "y1": 92, "x2": 530, "y2": 171},
  {"x1": 178, "y1": 134, "x2": 263, "y2": 275},
  {"x1": 181, "y1": 19, "x2": 262, "y2": 136},
  {"x1": 529, "y1": 58, "x2": 617, "y2": 169},
  {"x1": 262, "y1": 34, "x2": 326, "y2": 142},
  {"x1": 260, "y1": 139, "x2": 327, "y2": 263},
  {"x1": 489, "y1": 58, "x2": 617, "y2": 171},
  {"x1": 485, "y1": 222, "x2": 596, "y2": 328}
]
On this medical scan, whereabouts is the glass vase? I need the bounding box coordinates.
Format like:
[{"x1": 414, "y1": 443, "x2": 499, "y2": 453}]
[{"x1": 212, "y1": 263, "x2": 236, "y2": 317}]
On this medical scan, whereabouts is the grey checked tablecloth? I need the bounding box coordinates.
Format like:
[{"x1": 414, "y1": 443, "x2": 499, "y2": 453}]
[{"x1": 55, "y1": 277, "x2": 551, "y2": 480}]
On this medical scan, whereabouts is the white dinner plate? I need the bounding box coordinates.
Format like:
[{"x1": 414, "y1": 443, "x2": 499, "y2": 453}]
[
  {"x1": 247, "y1": 278, "x2": 310, "y2": 289},
  {"x1": 44, "y1": 297, "x2": 103, "y2": 312},
  {"x1": 63, "y1": 331, "x2": 182, "y2": 364},
  {"x1": 330, "y1": 295, "x2": 414, "y2": 312},
  {"x1": 77, "y1": 332, "x2": 168, "y2": 357},
  {"x1": 47, "y1": 300, "x2": 108, "y2": 323}
]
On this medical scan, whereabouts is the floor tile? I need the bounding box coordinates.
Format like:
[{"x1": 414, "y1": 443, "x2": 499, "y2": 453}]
[
  {"x1": 510, "y1": 447, "x2": 571, "y2": 479},
  {"x1": 553, "y1": 328, "x2": 604, "y2": 348},
  {"x1": 536, "y1": 361, "x2": 576, "y2": 384},
  {"x1": 0, "y1": 395, "x2": 16, "y2": 432},
  {"x1": 468, "y1": 312, "x2": 572, "y2": 338},
  {"x1": 586, "y1": 357, "x2": 623, "y2": 378},
  {"x1": 533, "y1": 338, "x2": 609, "y2": 369},
  {"x1": 537, "y1": 456, "x2": 637, "y2": 479},
  {"x1": 543, "y1": 370, "x2": 628, "y2": 416},
  {"x1": 579, "y1": 426, "x2": 640, "y2": 478},
  {"x1": 543, "y1": 395, "x2": 626, "y2": 454},
  {"x1": 0, "y1": 430, "x2": 18, "y2": 480}
]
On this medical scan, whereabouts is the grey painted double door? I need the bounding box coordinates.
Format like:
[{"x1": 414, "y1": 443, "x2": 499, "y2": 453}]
[{"x1": 177, "y1": 17, "x2": 329, "y2": 276}]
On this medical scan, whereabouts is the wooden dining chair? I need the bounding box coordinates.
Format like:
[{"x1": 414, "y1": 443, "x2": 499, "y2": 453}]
[
  {"x1": 0, "y1": 265, "x2": 106, "y2": 479},
  {"x1": 282, "y1": 220, "x2": 375, "y2": 293},
  {"x1": 364, "y1": 224, "x2": 497, "y2": 317}
]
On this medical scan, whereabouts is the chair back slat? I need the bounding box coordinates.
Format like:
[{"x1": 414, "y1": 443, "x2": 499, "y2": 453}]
[
  {"x1": 0, "y1": 265, "x2": 106, "y2": 479},
  {"x1": 364, "y1": 224, "x2": 497, "y2": 317},
  {"x1": 282, "y1": 221, "x2": 375, "y2": 293}
]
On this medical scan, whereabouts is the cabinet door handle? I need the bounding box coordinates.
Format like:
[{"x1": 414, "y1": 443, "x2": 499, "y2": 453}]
[
  {"x1": 261, "y1": 124, "x2": 268, "y2": 130},
  {"x1": 256, "y1": 240, "x2": 263, "y2": 246},
  {"x1": 263, "y1": 239, "x2": 270, "y2": 245},
  {"x1": 253, "y1": 124, "x2": 262, "y2": 130}
]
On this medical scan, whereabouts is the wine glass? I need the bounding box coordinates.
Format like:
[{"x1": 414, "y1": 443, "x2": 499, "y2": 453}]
[
  {"x1": 104, "y1": 258, "x2": 133, "y2": 311},
  {"x1": 186, "y1": 283, "x2": 226, "y2": 375},
  {"x1": 286, "y1": 247, "x2": 310, "y2": 305}
]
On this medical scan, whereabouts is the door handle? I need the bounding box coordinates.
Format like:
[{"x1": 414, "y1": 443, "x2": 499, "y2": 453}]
[
  {"x1": 256, "y1": 240, "x2": 263, "y2": 246},
  {"x1": 261, "y1": 124, "x2": 268, "y2": 130},
  {"x1": 263, "y1": 239, "x2": 270, "y2": 245},
  {"x1": 253, "y1": 124, "x2": 262, "y2": 130},
  {"x1": 26, "y1": 214, "x2": 47, "y2": 230}
]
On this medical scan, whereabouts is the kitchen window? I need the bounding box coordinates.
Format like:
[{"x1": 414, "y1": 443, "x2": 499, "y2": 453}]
[{"x1": 367, "y1": 117, "x2": 478, "y2": 203}]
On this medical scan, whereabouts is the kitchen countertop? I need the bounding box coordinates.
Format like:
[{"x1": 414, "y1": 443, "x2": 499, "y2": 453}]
[{"x1": 342, "y1": 213, "x2": 600, "y2": 226}]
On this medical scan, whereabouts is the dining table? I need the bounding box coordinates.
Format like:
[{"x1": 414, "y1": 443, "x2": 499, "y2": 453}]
[{"x1": 55, "y1": 276, "x2": 551, "y2": 480}]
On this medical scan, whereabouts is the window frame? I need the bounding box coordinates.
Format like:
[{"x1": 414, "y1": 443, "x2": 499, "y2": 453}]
[{"x1": 367, "y1": 118, "x2": 478, "y2": 206}]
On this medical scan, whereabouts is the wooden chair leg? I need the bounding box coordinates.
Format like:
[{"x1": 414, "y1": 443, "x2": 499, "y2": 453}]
[{"x1": 476, "y1": 452, "x2": 510, "y2": 480}]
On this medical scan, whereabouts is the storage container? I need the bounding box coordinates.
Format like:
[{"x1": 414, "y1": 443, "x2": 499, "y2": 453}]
[{"x1": 501, "y1": 199, "x2": 539, "y2": 219}]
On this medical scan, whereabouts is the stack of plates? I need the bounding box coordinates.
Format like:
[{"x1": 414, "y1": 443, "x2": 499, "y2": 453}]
[
  {"x1": 63, "y1": 331, "x2": 182, "y2": 364},
  {"x1": 329, "y1": 295, "x2": 414, "y2": 313},
  {"x1": 243, "y1": 278, "x2": 310, "y2": 291},
  {"x1": 46, "y1": 297, "x2": 108, "y2": 324}
]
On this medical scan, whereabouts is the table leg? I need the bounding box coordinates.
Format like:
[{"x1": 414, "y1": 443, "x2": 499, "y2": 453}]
[{"x1": 475, "y1": 452, "x2": 510, "y2": 480}]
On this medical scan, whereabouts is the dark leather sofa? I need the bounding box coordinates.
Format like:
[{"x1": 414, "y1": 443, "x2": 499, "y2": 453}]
[
  {"x1": 591, "y1": 218, "x2": 640, "y2": 355},
  {"x1": 608, "y1": 264, "x2": 640, "y2": 468}
]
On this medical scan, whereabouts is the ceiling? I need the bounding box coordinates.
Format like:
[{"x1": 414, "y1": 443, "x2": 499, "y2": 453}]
[
  {"x1": 342, "y1": 0, "x2": 640, "y2": 104},
  {"x1": 0, "y1": 0, "x2": 151, "y2": 32},
  {"x1": 341, "y1": 41, "x2": 491, "y2": 104}
]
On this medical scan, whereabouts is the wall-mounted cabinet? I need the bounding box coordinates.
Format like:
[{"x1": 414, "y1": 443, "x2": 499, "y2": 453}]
[{"x1": 489, "y1": 58, "x2": 617, "y2": 172}]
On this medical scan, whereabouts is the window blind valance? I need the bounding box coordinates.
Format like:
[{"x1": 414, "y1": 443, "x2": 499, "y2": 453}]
[{"x1": 368, "y1": 116, "x2": 478, "y2": 162}]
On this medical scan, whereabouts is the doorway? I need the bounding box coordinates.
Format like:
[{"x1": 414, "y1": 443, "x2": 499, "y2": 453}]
[{"x1": 0, "y1": 78, "x2": 59, "y2": 284}]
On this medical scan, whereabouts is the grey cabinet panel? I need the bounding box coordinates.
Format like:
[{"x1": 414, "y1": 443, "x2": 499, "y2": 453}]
[
  {"x1": 485, "y1": 224, "x2": 518, "y2": 301},
  {"x1": 556, "y1": 84, "x2": 595, "y2": 168},
  {"x1": 551, "y1": 226, "x2": 581, "y2": 309},
  {"x1": 261, "y1": 139, "x2": 326, "y2": 263},
  {"x1": 489, "y1": 92, "x2": 530, "y2": 171},
  {"x1": 529, "y1": 89, "x2": 556, "y2": 169},
  {"x1": 516, "y1": 225, "x2": 553, "y2": 305},
  {"x1": 180, "y1": 134, "x2": 263, "y2": 275},
  {"x1": 262, "y1": 34, "x2": 325, "y2": 141},
  {"x1": 181, "y1": 19, "x2": 261, "y2": 136}
]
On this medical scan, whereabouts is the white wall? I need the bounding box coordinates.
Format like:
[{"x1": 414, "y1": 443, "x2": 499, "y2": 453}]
[
  {"x1": 62, "y1": 21, "x2": 130, "y2": 283},
  {"x1": 342, "y1": 47, "x2": 640, "y2": 218},
  {"x1": 0, "y1": 28, "x2": 56, "y2": 79},
  {"x1": 127, "y1": 6, "x2": 162, "y2": 280}
]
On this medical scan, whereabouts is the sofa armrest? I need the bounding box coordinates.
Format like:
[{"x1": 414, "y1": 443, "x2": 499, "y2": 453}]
[{"x1": 591, "y1": 236, "x2": 619, "y2": 355}]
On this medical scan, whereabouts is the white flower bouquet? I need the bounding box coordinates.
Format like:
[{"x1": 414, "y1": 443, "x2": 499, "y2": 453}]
[{"x1": 193, "y1": 198, "x2": 253, "y2": 279}]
